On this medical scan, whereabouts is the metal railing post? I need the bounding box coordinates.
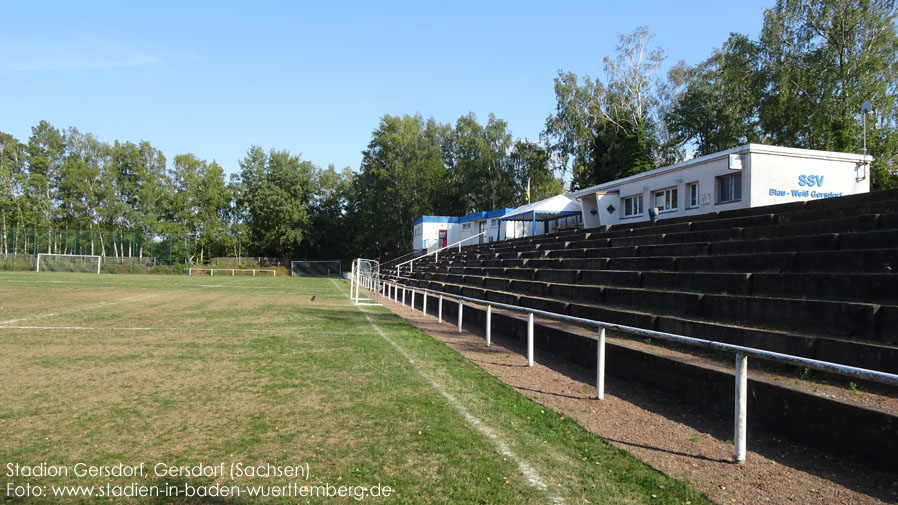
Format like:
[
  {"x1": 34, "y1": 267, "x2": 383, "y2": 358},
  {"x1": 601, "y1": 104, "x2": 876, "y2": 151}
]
[
  {"x1": 486, "y1": 304, "x2": 492, "y2": 346},
  {"x1": 423, "y1": 291, "x2": 428, "y2": 315},
  {"x1": 597, "y1": 328, "x2": 606, "y2": 399},
  {"x1": 401, "y1": 287, "x2": 405, "y2": 307},
  {"x1": 527, "y1": 312, "x2": 534, "y2": 367},
  {"x1": 457, "y1": 299, "x2": 463, "y2": 333},
  {"x1": 438, "y1": 294, "x2": 443, "y2": 323},
  {"x1": 735, "y1": 353, "x2": 748, "y2": 463},
  {"x1": 411, "y1": 289, "x2": 415, "y2": 310}
]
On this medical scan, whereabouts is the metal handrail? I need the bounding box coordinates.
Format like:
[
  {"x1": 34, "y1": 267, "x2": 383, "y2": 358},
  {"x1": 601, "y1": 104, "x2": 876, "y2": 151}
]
[
  {"x1": 373, "y1": 277, "x2": 898, "y2": 464},
  {"x1": 396, "y1": 231, "x2": 486, "y2": 275}
]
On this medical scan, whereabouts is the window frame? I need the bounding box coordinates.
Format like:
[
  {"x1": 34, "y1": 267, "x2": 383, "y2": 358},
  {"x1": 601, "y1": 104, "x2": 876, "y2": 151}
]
[
  {"x1": 622, "y1": 194, "x2": 644, "y2": 218},
  {"x1": 717, "y1": 173, "x2": 742, "y2": 204},
  {"x1": 687, "y1": 182, "x2": 699, "y2": 209},
  {"x1": 652, "y1": 186, "x2": 678, "y2": 213}
]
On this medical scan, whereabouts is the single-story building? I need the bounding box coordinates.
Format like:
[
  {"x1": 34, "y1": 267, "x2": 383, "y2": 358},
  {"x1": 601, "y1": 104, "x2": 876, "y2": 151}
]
[
  {"x1": 573, "y1": 144, "x2": 871, "y2": 228},
  {"x1": 412, "y1": 208, "x2": 516, "y2": 251}
]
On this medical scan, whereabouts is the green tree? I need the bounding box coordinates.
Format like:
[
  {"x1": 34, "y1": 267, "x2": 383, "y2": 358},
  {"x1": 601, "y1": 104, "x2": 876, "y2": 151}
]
[
  {"x1": 759, "y1": 0, "x2": 898, "y2": 187},
  {"x1": 24, "y1": 121, "x2": 65, "y2": 232},
  {"x1": 0, "y1": 132, "x2": 26, "y2": 252},
  {"x1": 443, "y1": 113, "x2": 514, "y2": 213},
  {"x1": 507, "y1": 140, "x2": 563, "y2": 206},
  {"x1": 354, "y1": 115, "x2": 447, "y2": 258},
  {"x1": 238, "y1": 146, "x2": 315, "y2": 258},
  {"x1": 667, "y1": 34, "x2": 767, "y2": 155},
  {"x1": 171, "y1": 154, "x2": 232, "y2": 262},
  {"x1": 543, "y1": 27, "x2": 678, "y2": 188},
  {"x1": 58, "y1": 128, "x2": 110, "y2": 239},
  {"x1": 300, "y1": 164, "x2": 355, "y2": 260}
]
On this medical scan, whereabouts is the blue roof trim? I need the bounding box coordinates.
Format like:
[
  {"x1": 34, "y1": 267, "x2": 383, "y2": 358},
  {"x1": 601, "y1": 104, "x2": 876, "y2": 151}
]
[
  {"x1": 415, "y1": 208, "x2": 514, "y2": 225},
  {"x1": 459, "y1": 208, "x2": 514, "y2": 223},
  {"x1": 413, "y1": 216, "x2": 459, "y2": 225}
]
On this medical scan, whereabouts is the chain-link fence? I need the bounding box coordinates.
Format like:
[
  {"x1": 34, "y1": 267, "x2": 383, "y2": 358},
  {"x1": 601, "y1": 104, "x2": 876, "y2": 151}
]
[{"x1": 0, "y1": 228, "x2": 194, "y2": 274}]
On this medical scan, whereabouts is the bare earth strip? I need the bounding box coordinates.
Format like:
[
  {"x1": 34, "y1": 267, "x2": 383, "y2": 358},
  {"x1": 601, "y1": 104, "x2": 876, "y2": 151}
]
[{"x1": 381, "y1": 296, "x2": 898, "y2": 505}]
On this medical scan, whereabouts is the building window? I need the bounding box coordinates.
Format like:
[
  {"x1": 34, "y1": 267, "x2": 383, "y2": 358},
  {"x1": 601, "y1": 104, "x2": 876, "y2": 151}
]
[
  {"x1": 462, "y1": 222, "x2": 472, "y2": 231},
  {"x1": 717, "y1": 173, "x2": 742, "y2": 203},
  {"x1": 622, "y1": 194, "x2": 643, "y2": 217},
  {"x1": 652, "y1": 187, "x2": 678, "y2": 212},
  {"x1": 490, "y1": 219, "x2": 499, "y2": 227},
  {"x1": 687, "y1": 182, "x2": 699, "y2": 208}
]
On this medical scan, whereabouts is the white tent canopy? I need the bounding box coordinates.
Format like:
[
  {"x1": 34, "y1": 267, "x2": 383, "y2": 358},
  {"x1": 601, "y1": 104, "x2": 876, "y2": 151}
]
[
  {"x1": 499, "y1": 194, "x2": 581, "y2": 239},
  {"x1": 501, "y1": 194, "x2": 581, "y2": 222}
]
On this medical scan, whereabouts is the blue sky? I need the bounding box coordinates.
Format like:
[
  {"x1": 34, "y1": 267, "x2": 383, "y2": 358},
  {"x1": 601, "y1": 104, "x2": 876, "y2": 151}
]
[{"x1": 1, "y1": 1, "x2": 773, "y2": 176}]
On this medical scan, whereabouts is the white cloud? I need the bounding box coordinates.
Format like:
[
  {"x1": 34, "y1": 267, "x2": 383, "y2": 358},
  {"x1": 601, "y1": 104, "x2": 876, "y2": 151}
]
[{"x1": 0, "y1": 37, "x2": 163, "y2": 72}]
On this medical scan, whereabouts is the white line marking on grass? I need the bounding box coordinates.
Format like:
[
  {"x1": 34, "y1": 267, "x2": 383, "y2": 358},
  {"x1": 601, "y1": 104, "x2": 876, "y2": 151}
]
[
  {"x1": 0, "y1": 293, "x2": 162, "y2": 326},
  {"x1": 330, "y1": 279, "x2": 563, "y2": 505},
  {"x1": 0, "y1": 325, "x2": 362, "y2": 336}
]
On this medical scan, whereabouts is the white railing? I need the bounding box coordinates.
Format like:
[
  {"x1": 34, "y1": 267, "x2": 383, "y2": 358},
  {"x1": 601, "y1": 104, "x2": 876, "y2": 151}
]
[
  {"x1": 396, "y1": 231, "x2": 486, "y2": 275},
  {"x1": 372, "y1": 278, "x2": 898, "y2": 464},
  {"x1": 188, "y1": 268, "x2": 276, "y2": 277}
]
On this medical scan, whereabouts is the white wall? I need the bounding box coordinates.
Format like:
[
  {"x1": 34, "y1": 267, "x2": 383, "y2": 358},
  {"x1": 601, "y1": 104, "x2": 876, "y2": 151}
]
[
  {"x1": 414, "y1": 221, "x2": 460, "y2": 250},
  {"x1": 588, "y1": 155, "x2": 748, "y2": 226},
  {"x1": 748, "y1": 150, "x2": 870, "y2": 206}
]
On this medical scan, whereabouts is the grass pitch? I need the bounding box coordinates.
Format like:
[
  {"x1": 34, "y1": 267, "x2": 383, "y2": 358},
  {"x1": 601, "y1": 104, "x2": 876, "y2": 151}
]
[{"x1": 0, "y1": 272, "x2": 713, "y2": 504}]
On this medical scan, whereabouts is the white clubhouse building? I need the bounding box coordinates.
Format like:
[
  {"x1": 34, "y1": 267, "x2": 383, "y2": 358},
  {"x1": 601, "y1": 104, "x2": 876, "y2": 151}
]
[{"x1": 574, "y1": 144, "x2": 870, "y2": 229}]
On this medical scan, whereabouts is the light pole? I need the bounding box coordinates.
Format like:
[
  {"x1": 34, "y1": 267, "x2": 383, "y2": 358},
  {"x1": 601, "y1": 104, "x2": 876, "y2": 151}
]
[{"x1": 861, "y1": 100, "x2": 874, "y2": 160}]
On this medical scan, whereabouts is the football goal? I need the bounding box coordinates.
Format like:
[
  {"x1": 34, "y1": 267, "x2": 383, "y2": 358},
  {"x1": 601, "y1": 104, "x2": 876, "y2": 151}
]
[
  {"x1": 291, "y1": 260, "x2": 342, "y2": 278},
  {"x1": 35, "y1": 253, "x2": 102, "y2": 274}
]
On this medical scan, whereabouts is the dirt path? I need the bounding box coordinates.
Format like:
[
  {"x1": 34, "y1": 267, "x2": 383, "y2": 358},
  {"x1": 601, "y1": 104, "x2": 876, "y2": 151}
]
[{"x1": 382, "y1": 299, "x2": 898, "y2": 505}]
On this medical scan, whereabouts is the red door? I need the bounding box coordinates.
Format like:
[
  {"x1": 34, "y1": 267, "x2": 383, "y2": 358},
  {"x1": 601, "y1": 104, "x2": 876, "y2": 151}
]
[{"x1": 439, "y1": 230, "x2": 447, "y2": 248}]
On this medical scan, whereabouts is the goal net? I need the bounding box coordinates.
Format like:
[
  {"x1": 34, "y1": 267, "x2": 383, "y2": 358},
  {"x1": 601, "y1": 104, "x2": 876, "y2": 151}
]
[
  {"x1": 36, "y1": 253, "x2": 102, "y2": 274},
  {"x1": 291, "y1": 260, "x2": 342, "y2": 278}
]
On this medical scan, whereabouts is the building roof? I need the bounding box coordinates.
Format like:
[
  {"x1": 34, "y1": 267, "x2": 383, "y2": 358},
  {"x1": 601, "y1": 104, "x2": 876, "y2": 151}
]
[{"x1": 501, "y1": 194, "x2": 581, "y2": 221}]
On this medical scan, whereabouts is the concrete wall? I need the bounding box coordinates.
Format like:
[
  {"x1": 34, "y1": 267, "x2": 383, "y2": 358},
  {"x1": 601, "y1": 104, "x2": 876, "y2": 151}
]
[
  {"x1": 749, "y1": 149, "x2": 870, "y2": 207},
  {"x1": 413, "y1": 220, "x2": 460, "y2": 250}
]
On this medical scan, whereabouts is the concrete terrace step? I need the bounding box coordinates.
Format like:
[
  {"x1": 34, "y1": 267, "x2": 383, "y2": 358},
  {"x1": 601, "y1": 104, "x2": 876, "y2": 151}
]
[
  {"x1": 393, "y1": 276, "x2": 898, "y2": 373},
  {"x1": 426, "y1": 227, "x2": 898, "y2": 272},
  {"x1": 464, "y1": 195, "x2": 898, "y2": 255},
  {"x1": 425, "y1": 268, "x2": 898, "y2": 305},
  {"x1": 412, "y1": 273, "x2": 897, "y2": 345}
]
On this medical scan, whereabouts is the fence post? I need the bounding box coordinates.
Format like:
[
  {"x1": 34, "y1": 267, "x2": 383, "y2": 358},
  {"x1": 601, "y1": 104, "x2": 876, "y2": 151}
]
[
  {"x1": 438, "y1": 294, "x2": 443, "y2": 323},
  {"x1": 401, "y1": 287, "x2": 405, "y2": 307},
  {"x1": 486, "y1": 304, "x2": 491, "y2": 346},
  {"x1": 411, "y1": 289, "x2": 415, "y2": 310},
  {"x1": 596, "y1": 328, "x2": 606, "y2": 399},
  {"x1": 457, "y1": 299, "x2": 463, "y2": 333},
  {"x1": 527, "y1": 312, "x2": 534, "y2": 367},
  {"x1": 423, "y1": 292, "x2": 428, "y2": 315},
  {"x1": 735, "y1": 353, "x2": 748, "y2": 463}
]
